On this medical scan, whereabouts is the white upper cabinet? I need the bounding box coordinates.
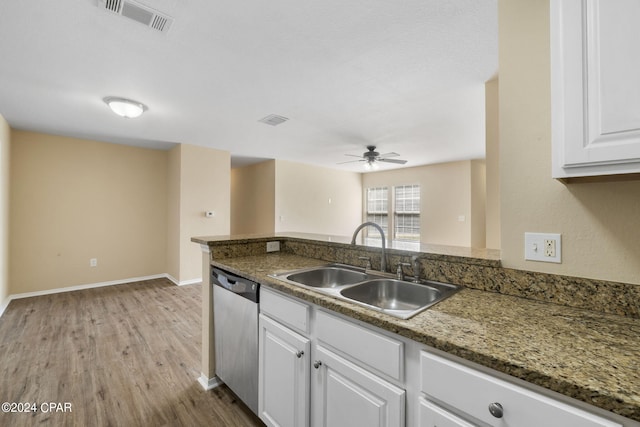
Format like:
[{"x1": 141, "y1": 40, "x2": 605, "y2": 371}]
[{"x1": 551, "y1": 0, "x2": 640, "y2": 179}]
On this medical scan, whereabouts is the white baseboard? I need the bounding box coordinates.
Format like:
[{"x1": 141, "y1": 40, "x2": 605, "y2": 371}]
[
  {"x1": 7, "y1": 274, "x2": 168, "y2": 302},
  {"x1": 0, "y1": 273, "x2": 202, "y2": 319},
  {"x1": 0, "y1": 297, "x2": 10, "y2": 319},
  {"x1": 198, "y1": 374, "x2": 223, "y2": 391},
  {"x1": 166, "y1": 274, "x2": 202, "y2": 286}
]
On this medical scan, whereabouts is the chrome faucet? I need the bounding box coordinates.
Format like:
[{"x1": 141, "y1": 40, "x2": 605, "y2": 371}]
[
  {"x1": 411, "y1": 255, "x2": 421, "y2": 283},
  {"x1": 351, "y1": 222, "x2": 387, "y2": 272}
]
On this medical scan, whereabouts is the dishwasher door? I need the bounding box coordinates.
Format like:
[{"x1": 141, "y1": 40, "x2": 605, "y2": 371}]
[{"x1": 212, "y1": 267, "x2": 259, "y2": 415}]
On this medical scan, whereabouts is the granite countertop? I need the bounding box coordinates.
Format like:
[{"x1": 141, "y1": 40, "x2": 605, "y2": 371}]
[
  {"x1": 211, "y1": 252, "x2": 640, "y2": 422},
  {"x1": 192, "y1": 232, "x2": 501, "y2": 265}
]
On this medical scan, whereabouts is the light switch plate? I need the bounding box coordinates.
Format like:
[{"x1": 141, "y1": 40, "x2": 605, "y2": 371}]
[{"x1": 525, "y1": 232, "x2": 562, "y2": 263}]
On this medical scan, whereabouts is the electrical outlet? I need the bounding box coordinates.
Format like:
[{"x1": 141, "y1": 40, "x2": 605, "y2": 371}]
[
  {"x1": 90, "y1": 258, "x2": 98, "y2": 267},
  {"x1": 544, "y1": 239, "x2": 556, "y2": 257},
  {"x1": 266, "y1": 241, "x2": 280, "y2": 252},
  {"x1": 524, "y1": 233, "x2": 561, "y2": 263}
]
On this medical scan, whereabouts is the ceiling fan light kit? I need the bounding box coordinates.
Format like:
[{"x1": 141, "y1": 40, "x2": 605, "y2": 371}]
[{"x1": 363, "y1": 161, "x2": 379, "y2": 170}]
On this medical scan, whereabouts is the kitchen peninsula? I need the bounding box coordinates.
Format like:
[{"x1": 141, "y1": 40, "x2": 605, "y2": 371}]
[{"x1": 192, "y1": 233, "x2": 640, "y2": 426}]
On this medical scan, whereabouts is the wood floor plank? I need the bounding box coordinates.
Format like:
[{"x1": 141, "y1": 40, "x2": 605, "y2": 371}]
[{"x1": 0, "y1": 279, "x2": 264, "y2": 427}]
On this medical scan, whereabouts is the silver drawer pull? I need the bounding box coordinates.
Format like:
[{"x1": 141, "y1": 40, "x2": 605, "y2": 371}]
[
  {"x1": 488, "y1": 402, "x2": 504, "y2": 418},
  {"x1": 313, "y1": 360, "x2": 322, "y2": 369},
  {"x1": 296, "y1": 350, "x2": 304, "y2": 358}
]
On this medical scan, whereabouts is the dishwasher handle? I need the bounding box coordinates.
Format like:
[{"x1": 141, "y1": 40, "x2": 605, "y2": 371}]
[{"x1": 211, "y1": 267, "x2": 259, "y2": 303}]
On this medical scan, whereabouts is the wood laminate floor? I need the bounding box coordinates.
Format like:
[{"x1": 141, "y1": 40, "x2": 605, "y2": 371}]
[{"x1": 0, "y1": 278, "x2": 265, "y2": 427}]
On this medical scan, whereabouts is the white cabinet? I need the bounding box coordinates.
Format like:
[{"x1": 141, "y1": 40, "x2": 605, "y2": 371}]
[
  {"x1": 258, "y1": 288, "x2": 405, "y2": 427},
  {"x1": 315, "y1": 309, "x2": 404, "y2": 382},
  {"x1": 420, "y1": 351, "x2": 622, "y2": 427},
  {"x1": 551, "y1": 0, "x2": 640, "y2": 179},
  {"x1": 258, "y1": 287, "x2": 626, "y2": 427},
  {"x1": 312, "y1": 345, "x2": 405, "y2": 427},
  {"x1": 418, "y1": 398, "x2": 475, "y2": 427},
  {"x1": 258, "y1": 314, "x2": 310, "y2": 427}
]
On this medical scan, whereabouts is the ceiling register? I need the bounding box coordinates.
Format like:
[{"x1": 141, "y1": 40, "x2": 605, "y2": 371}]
[{"x1": 98, "y1": 0, "x2": 174, "y2": 33}]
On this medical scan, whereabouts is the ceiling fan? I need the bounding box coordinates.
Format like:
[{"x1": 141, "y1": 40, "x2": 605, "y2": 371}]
[{"x1": 339, "y1": 145, "x2": 408, "y2": 169}]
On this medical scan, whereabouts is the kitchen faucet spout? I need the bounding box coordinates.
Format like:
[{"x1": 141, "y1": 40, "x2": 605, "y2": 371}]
[{"x1": 351, "y1": 222, "x2": 387, "y2": 273}]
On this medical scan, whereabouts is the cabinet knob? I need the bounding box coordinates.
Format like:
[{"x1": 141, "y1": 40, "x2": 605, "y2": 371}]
[
  {"x1": 313, "y1": 360, "x2": 322, "y2": 369},
  {"x1": 296, "y1": 350, "x2": 304, "y2": 358},
  {"x1": 488, "y1": 402, "x2": 504, "y2": 418}
]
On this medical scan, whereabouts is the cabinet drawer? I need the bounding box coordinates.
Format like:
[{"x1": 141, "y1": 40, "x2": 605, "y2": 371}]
[
  {"x1": 260, "y1": 287, "x2": 310, "y2": 335},
  {"x1": 419, "y1": 398, "x2": 475, "y2": 427},
  {"x1": 420, "y1": 352, "x2": 621, "y2": 427},
  {"x1": 316, "y1": 310, "x2": 403, "y2": 381}
]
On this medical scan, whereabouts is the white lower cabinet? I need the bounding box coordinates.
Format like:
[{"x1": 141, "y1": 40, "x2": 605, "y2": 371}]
[
  {"x1": 258, "y1": 287, "x2": 628, "y2": 427},
  {"x1": 312, "y1": 345, "x2": 405, "y2": 427},
  {"x1": 418, "y1": 398, "x2": 475, "y2": 427},
  {"x1": 420, "y1": 351, "x2": 622, "y2": 427},
  {"x1": 258, "y1": 314, "x2": 310, "y2": 427},
  {"x1": 258, "y1": 288, "x2": 405, "y2": 427}
]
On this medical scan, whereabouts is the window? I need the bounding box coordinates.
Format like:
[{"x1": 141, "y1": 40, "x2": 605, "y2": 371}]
[
  {"x1": 366, "y1": 187, "x2": 388, "y2": 239},
  {"x1": 365, "y1": 184, "x2": 420, "y2": 242},
  {"x1": 394, "y1": 185, "x2": 420, "y2": 241}
]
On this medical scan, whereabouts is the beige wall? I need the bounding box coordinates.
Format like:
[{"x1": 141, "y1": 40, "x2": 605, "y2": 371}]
[
  {"x1": 274, "y1": 160, "x2": 362, "y2": 236},
  {"x1": 499, "y1": 0, "x2": 640, "y2": 285},
  {"x1": 168, "y1": 144, "x2": 230, "y2": 283},
  {"x1": 166, "y1": 145, "x2": 181, "y2": 280},
  {"x1": 470, "y1": 160, "x2": 486, "y2": 248},
  {"x1": 231, "y1": 160, "x2": 276, "y2": 235},
  {"x1": 0, "y1": 115, "x2": 9, "y2": 309},
  {"x1": 10, "y1": 131, "x2": 168, "y2": 294},
  {"x1": 485, "y1": 77, "x2": 501, "y2": 249},
  {"x1": 362, "y1": 161, "x2": 484, "y2": 247}
]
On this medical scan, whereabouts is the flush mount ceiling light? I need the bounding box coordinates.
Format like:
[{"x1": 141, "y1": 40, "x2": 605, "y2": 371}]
[{"x1": 103, "y1": 97, "x2": 148, "y2": 118}]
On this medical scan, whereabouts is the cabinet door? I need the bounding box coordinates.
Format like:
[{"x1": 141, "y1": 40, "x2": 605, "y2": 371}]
[
  {"x1": 419, "y1": 398, "x2": 475, "y2": 427},
  {"x1": 551, "y1": 0, "x2": 640, "y2": 178},
  {"x1": 312, "y1": 345, "x2": 405, "y2": 427},
  {"x1": 258, "y1": 314, "x2": 310, "y2": 427}
]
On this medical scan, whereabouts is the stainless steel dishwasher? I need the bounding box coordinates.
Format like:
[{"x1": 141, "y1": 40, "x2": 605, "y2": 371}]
[{"x1": 211, "y1": 266, "x2": 259, "y2": 415}]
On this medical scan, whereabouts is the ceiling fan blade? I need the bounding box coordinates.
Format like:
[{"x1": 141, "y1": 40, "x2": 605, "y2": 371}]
[
  {"x1": 379, "y1": 158, "x2": 407, "y2": 164},
  {"x1": 377, "y1": 152, "x2": 400, "y2": 158},
  {"x1": 344, "y1": 154, "x2": 364, "y2": 158},
  {"x1": 337, "y1": 159, "x2": 366, "y2": 164}
]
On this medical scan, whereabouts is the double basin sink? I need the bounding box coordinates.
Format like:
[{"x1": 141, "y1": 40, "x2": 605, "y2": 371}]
[{"x1": 270, "y1": 264, "x2": 461, "y2": 319}]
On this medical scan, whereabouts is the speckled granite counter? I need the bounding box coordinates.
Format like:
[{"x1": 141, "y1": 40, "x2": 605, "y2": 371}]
[{"x1": 211, "y1": 252, "x2": 640, "y2": 423}]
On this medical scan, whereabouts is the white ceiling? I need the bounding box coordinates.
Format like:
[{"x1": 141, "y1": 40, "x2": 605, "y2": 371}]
[{"x1": 0, "y1": 0, "x2": 497, "y2": 172}]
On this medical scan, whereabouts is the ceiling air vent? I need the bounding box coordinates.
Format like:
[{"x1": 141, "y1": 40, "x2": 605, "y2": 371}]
[
  {"x1": 258, "y1": 114, "x2": 289, "y2": 126},
  {"x1": 98, "y1": 0, "x2": 173, "y2": 34}
]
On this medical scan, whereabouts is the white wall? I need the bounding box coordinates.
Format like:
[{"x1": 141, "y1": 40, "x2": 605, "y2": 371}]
[
  {"x1": 499, "y1": 0, "x2": 640, "y2": 284},
  {"x1": 274, "y1": 160, "x2": 362, "y2": 237}
]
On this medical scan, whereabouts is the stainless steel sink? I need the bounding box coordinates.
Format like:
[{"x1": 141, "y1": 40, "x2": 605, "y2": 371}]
[
  {"x1": 340, "y1": 279, "x2": 458, "y2": 319},
  {"x1": 284, "y1": 266, "x2": 371, "y2": 288},
  {"x1": 340, "y1": 279, "x2": 441, "y2": 310},
  {"x1": 270, "y1": 264, "x2": 461, "y2": 319}
]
